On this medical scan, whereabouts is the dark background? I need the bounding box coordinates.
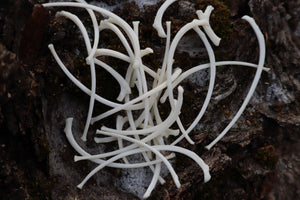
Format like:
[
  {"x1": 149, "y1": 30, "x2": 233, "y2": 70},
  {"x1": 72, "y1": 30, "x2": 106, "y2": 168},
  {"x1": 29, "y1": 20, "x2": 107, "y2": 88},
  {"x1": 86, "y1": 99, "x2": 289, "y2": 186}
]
[{"x1": 0, "y1": 0, "x2": 299, "y2": 199}]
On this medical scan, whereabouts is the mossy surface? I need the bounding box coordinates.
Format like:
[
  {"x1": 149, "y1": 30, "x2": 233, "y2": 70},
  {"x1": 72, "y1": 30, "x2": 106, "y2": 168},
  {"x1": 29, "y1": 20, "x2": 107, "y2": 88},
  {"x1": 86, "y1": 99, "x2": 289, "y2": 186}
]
[
  {"x1": 254, "y1": 145, "x2": 278, "y2": 170},
  {"x1": 195, "y1": 0, "x2": 233, "y2": 44}
]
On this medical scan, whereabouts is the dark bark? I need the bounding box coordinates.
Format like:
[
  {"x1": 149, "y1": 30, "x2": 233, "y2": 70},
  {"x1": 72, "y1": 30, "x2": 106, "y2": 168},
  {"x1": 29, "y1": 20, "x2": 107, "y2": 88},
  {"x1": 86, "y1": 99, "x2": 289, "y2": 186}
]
[{"x1": 0, "y1": 0, "x2": 299, "y2": 199}]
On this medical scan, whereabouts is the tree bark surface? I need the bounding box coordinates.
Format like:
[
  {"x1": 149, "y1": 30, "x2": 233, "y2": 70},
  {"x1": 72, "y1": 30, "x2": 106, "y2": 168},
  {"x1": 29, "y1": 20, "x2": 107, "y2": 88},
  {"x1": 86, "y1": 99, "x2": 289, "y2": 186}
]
[{"x1": 0, "y1": 0, "x2": 299, "y2": 199}]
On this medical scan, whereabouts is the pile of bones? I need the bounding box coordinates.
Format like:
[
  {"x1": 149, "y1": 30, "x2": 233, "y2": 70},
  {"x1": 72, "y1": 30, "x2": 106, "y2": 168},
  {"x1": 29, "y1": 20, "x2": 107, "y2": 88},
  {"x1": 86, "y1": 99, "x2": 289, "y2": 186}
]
[{"x1": 43, "y1": 0, "x2": 268, "y2": 198}]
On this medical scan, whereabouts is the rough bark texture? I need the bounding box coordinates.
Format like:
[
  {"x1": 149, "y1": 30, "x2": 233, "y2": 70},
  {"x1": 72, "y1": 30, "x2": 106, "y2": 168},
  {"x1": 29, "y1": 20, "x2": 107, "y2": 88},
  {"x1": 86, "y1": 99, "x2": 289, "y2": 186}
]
[{"x1": 0, "y1": 0, "x2": 299, "y2": 199}]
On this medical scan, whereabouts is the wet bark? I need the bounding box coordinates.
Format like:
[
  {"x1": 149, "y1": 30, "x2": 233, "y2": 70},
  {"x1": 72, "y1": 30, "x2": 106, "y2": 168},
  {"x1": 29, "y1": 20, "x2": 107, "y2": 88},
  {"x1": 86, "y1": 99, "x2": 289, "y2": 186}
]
[{"x1": 0, "y1": 0, "x2": 299, "y2": 199}]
